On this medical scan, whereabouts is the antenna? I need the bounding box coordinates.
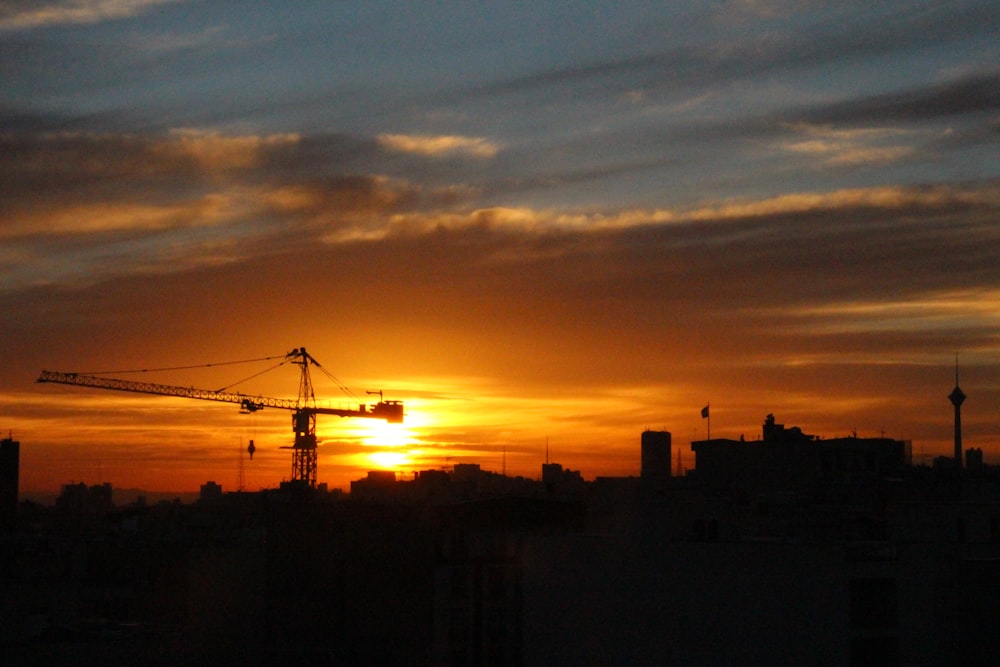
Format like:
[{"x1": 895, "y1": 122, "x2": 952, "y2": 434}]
[
  {"x1": 545, "y1": 437, "x2": 549, "y2": 465},
  {"x1": 237, "y1": 438, "x2": 245, "y2": 492}
]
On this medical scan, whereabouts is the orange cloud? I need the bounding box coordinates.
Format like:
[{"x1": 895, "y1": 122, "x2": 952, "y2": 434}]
[
  {"x1": 778, "y1": 123, "x2": 916, "y2": 166},
  {"x1": 376, "y1": 133, "x2": 501, "y2": 158},
  {"x1": 160, "y1": 128, "x2": 300, "y2": 172}
]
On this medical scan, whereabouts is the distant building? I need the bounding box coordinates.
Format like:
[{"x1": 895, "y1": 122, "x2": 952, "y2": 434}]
[
  {"x1": 0, "y1": 433, "x2": 19, "y2": 524},
  {"x1": 692, "y1": 414, "x2": 911, "y2": 492},
  {"x1": 541, "y1": 462, "x2": 585, "y2": 496},
  {"x1": 640, "y1": 430, "x2": 671, "y2": 480},
  {"x1": 453, "y1": 463, "x2": 483, "y2": 482},
  {"x1": 541, "y1": 462, "x2": 563, "y2": 486},
  {"x1": 966, "y1": 447, "x2": 984, "y2": 473},
  {"x1": 56, "y1": 481, "x2": 113, "y2": 513},
  {"x1": 350, "y1": 470, "x2": 398, "y2": 501},
  {"x1": 200, "y1": 480, "x2": 223, "y2": 503}
]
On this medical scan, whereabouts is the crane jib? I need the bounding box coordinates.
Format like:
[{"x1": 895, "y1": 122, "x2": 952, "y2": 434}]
[
  {"x1": 37, "y1": 370, "x2": 290, "y2": 410},
  {"x1": 36, "y1": 370, "x2": 403, "y2": 422}
]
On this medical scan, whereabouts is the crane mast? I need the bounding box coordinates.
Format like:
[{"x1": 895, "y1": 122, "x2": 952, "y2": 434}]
[
  {"x1": 38, "y1": 347, "x2": 403, "y2": 487},
  {"x1": 290, "y1": 347, "x2": 319, "y2": 487}
]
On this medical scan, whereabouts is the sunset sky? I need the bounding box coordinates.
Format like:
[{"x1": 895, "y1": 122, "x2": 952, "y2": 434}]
[{"x1": 2, "y1": 1, "x2": 998, "y2": 494}]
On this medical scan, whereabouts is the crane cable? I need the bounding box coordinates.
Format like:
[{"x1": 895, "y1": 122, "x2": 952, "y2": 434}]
[
  {"x1": 314, "y1": 364, "x2": 360, "y2": 401},
  {"x1": 214, "y1": 360, "x2": 290, "y2": 393},
  {"x1": 74, "y1": 354, "x2": 288, "y2": 376},
  {"x1": 72, "y1": 352, "x2": 362, "y2": 402}
]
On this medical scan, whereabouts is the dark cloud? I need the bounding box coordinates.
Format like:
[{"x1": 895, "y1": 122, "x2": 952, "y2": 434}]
[
  {"x1": 445, "y1": 2, "x2": 998, "y2": 106},
  {"x1": 794, "y1": 70, "x2": 1000, "y2": 126},
  {"x1": 488, "y1": 68, "x2": 1000, "y2": 202}
]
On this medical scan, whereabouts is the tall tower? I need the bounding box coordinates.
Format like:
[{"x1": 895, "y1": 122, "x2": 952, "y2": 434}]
[{"x1": 948, "y1": 361, "x2": 966, "y2": 468}]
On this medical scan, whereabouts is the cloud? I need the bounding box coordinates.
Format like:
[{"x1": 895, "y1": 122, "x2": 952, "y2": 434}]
[
  {"x1": 125, "y1": 24, "x2": 227, "y2": 54},
  {"x1": 0, "y1": 0, "x2": 183, "y2": 30},
  {"x1": 0, "y1": 129, "x2": 305, "y2": 246},
  {"x1": 161, "y1": 128, "x2": 301, "y2": 171},
  {"x1": 451, "y1": 4, "x2": 997, "y2": 107},
  {"x1": 376, "y1": 133, "x2": 500, "y2": 158},
  {"x1": 652, "y1": 70, "x2": 1000, "y2": 152},
  {"x1": 795, "y1": 70, "x2": 1000, "y2": 126},
  {"x1": 777, "y1": 124, "x2": 915, "y2": 166},
  {"x1": 3, "y1": 119, "x2": 997, "y2": 292},
  {"x1": 0, "y1": 124, "x2": 430, "y2": 289},
  {"x1": 783, "y1": 289, "x2": 1000, "y2": 335},
  {"x1": 0, "y1": 129, "x2": 297, "y2": 205}
]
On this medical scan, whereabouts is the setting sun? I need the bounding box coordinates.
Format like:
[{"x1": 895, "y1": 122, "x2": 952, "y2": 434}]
[
  {"x1": 366, "y1": 450, "x2": 412, "y2": 470},
  {"x1": 361, "y1": 420, "x2": 417, "y2": 448}
]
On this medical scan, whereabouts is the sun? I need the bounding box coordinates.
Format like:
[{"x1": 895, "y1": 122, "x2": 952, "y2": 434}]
[
  {"x1": 361, "y1": 420, "x2": 415, "y2": 448},
  {"x1": 367, "y1": 450, "x2": 412, "y2": 469},
  {"x1": 354, "y1": 419, "x2": 420, "y2": 471},
  {"x1": 334, "y1": 405, "x2": 434, "y2": 473}
]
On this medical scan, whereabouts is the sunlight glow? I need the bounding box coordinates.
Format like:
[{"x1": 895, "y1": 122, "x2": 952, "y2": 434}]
[
  {"x1": 367, "y1": 450, "x2": 411, "y2": 469},
  {"x1": 361, "y1": 421, "x2": 416, "y2": 448}
]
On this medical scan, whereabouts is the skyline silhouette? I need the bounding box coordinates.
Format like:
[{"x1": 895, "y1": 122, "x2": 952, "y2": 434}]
[{"x1": 3, "y1": 415, "x2": 999, "y2": 665}]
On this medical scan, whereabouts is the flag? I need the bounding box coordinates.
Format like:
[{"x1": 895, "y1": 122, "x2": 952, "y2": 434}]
[{"x1": 701, "y1": 405, "x2": 709, "y2": 419}]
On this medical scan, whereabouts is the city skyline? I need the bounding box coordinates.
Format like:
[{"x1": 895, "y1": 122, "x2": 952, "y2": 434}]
[{"x1": 2, "y1": 1, "x2": 998, "y2": 492}]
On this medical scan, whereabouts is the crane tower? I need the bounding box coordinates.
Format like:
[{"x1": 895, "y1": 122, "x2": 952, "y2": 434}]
[{"x1": 38, "y1": 347, "x2": 403, "y2": 487}]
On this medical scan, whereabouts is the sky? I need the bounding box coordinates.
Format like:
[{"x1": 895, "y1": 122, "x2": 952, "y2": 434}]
[{"x1": 2, "y1": 0, "x2": 998, "y2": 494}]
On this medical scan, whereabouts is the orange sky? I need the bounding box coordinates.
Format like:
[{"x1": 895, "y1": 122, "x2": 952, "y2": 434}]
[
  {"x1": 5, "y1": 190, "x2": 999, "y2": 493},
  {"x1": 2, "y1": 2, "x2": 998, "y2": 494}
]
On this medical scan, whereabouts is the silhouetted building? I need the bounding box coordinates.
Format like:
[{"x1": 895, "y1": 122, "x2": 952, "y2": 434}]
[
  {"x1": 0, "y1": 433, "x2": 18, "y2": 524},
  {"x1": 200, "y1": 480, "x2": 223, "y2": 503},
  {"x1": 692, "y1": 414, "x2": 910, "y2": 493},
  {"x1": 350, "y1": 469, "x2": 398, "y2": 501},
  {"x1": 55, "y1": 481, "x2": 113, "y2": 513},
  {"x1": 453, "y1": 463, "x2": 483, "y2": 482},
  {"x1": 965, "y1": 447, "x2": 984, "y2": 473},
  {"x1": 541, "y1": 462, "x2": 585, "y2": 497},
  {"x1": 541, "y1": 462, "x2": 563, "y2": 486},
  {"x1": 641, "y1": 430, "x2": 671, "y2": 479}
]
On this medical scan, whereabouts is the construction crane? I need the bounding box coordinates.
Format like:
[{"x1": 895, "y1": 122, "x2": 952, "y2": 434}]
[{"x1": 37, "y1": 347, "x2": 403, "y2": 487}]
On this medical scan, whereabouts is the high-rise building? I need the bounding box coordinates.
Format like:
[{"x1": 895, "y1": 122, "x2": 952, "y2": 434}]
[
  {"x1": 641, "y1": 430, "x2": 671, "y2": 479},
  {"x1": 0, "y1": 433, "x2": 19, "y2": 523}
]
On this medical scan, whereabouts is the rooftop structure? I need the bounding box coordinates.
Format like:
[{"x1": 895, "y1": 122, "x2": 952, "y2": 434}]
[{"x1": 691, "y1": 414, "x2": 911, "y2": 493}]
